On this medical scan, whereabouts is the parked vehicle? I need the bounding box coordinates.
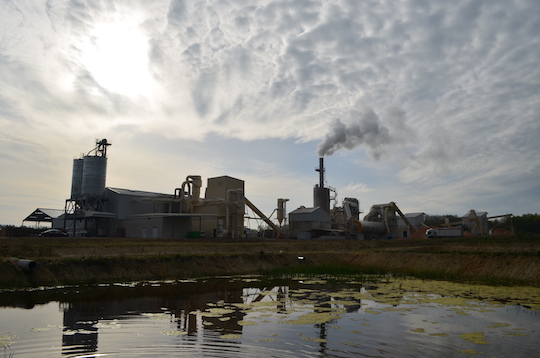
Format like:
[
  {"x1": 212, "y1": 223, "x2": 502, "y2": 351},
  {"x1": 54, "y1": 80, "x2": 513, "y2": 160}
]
[
  {"x1": 426, "y1": 227, "x2": 463, "y2": 239},
  {"x1": 39, "y1": 229, "x2": 68, "y2": 237}
]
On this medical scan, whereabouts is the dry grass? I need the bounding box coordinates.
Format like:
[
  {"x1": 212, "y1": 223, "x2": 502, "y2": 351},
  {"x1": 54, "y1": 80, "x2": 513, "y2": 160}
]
[{"x1": 1, "y1": 234, "x2": 538, "y2": 288}]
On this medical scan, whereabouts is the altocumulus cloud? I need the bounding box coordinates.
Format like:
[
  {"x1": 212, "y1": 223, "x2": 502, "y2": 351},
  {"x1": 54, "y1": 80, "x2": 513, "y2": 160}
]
[{"x1": 0, "y1": 0, "x2": 539, "y2": 223}]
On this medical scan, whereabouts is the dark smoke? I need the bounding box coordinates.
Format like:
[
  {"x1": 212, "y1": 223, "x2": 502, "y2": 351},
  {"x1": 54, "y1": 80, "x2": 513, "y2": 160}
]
[{"x1": 317, "y1": 109, "x2": 392, "y2": 158}]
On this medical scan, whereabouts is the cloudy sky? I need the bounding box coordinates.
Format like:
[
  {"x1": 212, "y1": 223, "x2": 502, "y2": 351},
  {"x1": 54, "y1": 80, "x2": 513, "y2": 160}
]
[{"x1": 1, "y1": 0, "x2": 539, "y2": 227}]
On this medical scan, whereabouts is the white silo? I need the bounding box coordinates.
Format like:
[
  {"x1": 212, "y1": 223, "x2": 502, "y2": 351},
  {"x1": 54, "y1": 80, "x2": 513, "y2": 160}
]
[
  {"x1": 81, "y1": 155, "x2": 107, "y2": 197},
  {"x1": 80, "y1": 139, "x2": 111, "y2": 198}
]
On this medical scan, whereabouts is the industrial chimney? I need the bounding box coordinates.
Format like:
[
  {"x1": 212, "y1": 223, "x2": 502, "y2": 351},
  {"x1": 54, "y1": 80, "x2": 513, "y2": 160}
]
[{"x1": 313, "y1": 157, "x2": 331, "y2": 213}]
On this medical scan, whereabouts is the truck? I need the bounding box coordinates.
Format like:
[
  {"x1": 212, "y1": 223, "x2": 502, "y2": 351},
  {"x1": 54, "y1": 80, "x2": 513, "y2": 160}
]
[{"x1": 425, "y1": 227, "x2": 463, "y2": 239}]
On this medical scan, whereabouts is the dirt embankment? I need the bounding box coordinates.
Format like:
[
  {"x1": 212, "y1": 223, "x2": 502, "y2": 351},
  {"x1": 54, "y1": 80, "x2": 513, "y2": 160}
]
[{"x1": 1, "y1": 235, "x2": 539, "y2": 288}]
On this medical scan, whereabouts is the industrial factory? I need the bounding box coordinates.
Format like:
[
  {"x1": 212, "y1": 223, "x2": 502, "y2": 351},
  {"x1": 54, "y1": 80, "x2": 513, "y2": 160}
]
[{"x1": 23, "y1": 139, "x2": 502, "y2": 239}]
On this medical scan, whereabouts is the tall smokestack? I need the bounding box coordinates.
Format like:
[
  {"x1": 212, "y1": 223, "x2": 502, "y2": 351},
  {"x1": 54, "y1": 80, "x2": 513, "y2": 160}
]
[
  {"x1": 314, "y1": 157, "x2": 330, "y2": 213},
  {"x1": 316, "y1": 157, "x2": 325, "y2": 188}
]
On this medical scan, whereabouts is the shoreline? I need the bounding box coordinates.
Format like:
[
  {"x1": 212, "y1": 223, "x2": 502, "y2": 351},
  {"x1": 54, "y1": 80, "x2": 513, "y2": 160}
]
[{"x1": 1, "y1": 235, "x2": 539, "y2": 288}]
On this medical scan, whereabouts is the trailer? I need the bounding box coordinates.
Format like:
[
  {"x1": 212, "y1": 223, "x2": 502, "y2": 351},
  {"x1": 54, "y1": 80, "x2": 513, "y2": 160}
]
[{"x1": 426, "y1": 227, "x2": 463, "y2": 239}]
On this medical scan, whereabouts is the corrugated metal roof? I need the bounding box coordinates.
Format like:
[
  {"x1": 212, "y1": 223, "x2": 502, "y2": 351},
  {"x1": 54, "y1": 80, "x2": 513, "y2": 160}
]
[
  {"x1": 290, "y1": 207, "x2": 321, "y2": 214},
  {"x1": 107, "y1": 187, "x2": 172, "y2": 198},
  {"x1": 23, "y1": 208, "x2": 64, "y2": 222}
]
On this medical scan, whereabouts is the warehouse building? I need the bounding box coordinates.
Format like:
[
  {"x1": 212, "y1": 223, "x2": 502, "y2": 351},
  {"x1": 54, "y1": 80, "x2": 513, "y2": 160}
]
[{"x1": 38, "y1": 139, "x2": 248, "y2": 239}]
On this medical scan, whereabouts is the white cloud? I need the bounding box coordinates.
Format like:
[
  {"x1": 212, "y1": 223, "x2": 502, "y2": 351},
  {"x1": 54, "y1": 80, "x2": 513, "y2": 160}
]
[{"x1": 1, "y1": 0, "x2": 539, "y2": 224}]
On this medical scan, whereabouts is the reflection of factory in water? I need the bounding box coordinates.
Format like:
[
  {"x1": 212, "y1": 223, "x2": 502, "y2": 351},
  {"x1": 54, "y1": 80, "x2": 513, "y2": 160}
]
[
  {"x1": 55, "y1": 279, "x2": 365, "y2": 356},
  {"x1": 59, "y1": 283, "x2": 248, "y2": 355}
]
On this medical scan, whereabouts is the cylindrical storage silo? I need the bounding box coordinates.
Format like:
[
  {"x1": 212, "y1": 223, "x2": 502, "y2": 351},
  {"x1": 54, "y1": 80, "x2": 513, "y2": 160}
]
[
  {"x1": 81, "y1": 155, "x2": 107, "y2": 197},
  {"x1": 357, "y1": 221, "x2": 387, "y2": 235},
  {"x1": 70, "y1": 158, "x2": 84, "y2": 199},
  {"x1": 313, "y1": 186, "x2": 330, "y2": 213}
]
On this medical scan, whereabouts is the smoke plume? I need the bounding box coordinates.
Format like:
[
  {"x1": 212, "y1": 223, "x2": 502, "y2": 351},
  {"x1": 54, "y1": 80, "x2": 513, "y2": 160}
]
[{"x1": 317, "y1": 109, "x2": 392, "y2": 159}]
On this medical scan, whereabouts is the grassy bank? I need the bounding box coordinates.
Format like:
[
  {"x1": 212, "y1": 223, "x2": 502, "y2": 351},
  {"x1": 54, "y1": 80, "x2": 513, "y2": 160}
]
[{"x1": 1, "y1": 235, "x2": 539, "y2": 288}]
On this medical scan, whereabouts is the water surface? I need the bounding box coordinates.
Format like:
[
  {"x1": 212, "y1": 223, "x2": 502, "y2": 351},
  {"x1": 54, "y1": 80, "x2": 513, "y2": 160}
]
[{"x1": 1, "y1": 275, "x2": 539, "y2": 357}]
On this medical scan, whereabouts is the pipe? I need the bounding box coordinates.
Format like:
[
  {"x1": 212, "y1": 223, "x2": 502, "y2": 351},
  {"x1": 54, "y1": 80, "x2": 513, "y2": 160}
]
[
  {"x1": 9, "y1": 258, "x2": 39, "y2": 272},
  {"x1": 186, "y1": 175, "x2": 202, "y2": 202},
  {"x1": 181, "y1": 181, "x2": 191, "y2": 197},
  {"x1": 174, "y1": 187, "x2": 183, "y2": 199}
]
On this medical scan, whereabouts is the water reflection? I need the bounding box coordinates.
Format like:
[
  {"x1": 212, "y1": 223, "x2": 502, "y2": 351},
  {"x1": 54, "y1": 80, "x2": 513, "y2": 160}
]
[{"x1": 0, "y1": 276, "x2": 539, "y2": 358}]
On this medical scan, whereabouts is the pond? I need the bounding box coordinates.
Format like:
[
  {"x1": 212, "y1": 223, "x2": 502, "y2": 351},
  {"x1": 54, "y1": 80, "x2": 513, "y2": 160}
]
[{"x1": 1, "y1": 275, "x2": 539, "y2": 357}]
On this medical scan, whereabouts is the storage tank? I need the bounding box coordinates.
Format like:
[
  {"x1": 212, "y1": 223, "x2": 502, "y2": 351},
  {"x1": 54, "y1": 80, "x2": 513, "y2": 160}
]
[
  {"x1": 70, "y1": 158, "x2": 84, "y2": 199},
  {"x1": 81, "y1": 156, "x2": 107, "y2": 197},
  {"x1": 357, "y1": 221, "x2": 387, "y2": 235},
  {"x1": 314, "y1": 185, "x2": 330, "y2": 214}
]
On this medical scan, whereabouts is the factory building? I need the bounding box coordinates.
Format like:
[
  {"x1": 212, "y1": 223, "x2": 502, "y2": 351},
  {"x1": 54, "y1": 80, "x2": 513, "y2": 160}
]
[
  {"x1": 289, "y1": 207, "x2": 331, "y2": 239},
  {"x1": 22, "y1": 139, "x2": 504, "y2": 240},
  {"x1": 461, "y1": 210, "x2": 489, "y2": 235},
  {"x1": 288, "y1": 158, "x2": 426, "y2": 240},
  {"x1": 397, "y1": 213, "x2": 426, "y2": 238},
  {"x1": 50, "y1": 139, "x2": 246, "y2": 239}
]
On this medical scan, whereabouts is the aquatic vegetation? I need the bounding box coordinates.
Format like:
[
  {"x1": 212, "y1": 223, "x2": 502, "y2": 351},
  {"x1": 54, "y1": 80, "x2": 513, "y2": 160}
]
[
  {"x1": 1, "y1": 273, "x2": 539, "y2": 357},
  {"x1": 460, "y1": 349, "x2": 479, "y2": 355},
  {"x1": 380, "y1": 307, "x2": 414, "y2": 312},
  {"x1": 192, "y1": 308, "x2": 235, "y2": 317},
  {"x1": 299, "y1": 279, "x2": 328, "y2": 285},
  {"x1": 30, "y1": 325, "x2": 61, "y2": 333},
  {"x1": 284, "y1": 311, "x2": 342, "y2": 325},
  {"x1": 459, "y1": 332, "x2": 489, "y2": 345},
  {"x1": 238, "y1": 320, "x2": 257, "y2": 326},
  {"x1": 503, "y1": 331, "x2": 528, "y2": 336},
  {"x1": 0, "y1": 333, "x2": 17, "y2": 348},
  {"x1": 141, "y1": 312, "x2": 169, "y2": 320},
  {"x1": 1, "y1": 333, "x2": 16, "y2": 358},
  {"x1": 93, "y1": 320, "x2": 121, "y2": 329},
  {"x1": 161, "y1": 330, "x2": 187, "y2": 336},
  {"x1": 221, "y1": 334, "x2": 242, "y2": 339}
]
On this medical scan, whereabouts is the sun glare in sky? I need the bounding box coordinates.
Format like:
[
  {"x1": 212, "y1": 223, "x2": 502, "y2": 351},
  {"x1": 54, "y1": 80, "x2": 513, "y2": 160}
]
[{"x1": 81, "y1": 21, "x2": 154, "y2": 97}]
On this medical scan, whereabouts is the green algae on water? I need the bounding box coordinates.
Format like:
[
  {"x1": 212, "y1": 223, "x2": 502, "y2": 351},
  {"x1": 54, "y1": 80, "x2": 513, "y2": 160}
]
[
  {"x1": 0, "y1": 332, "x2": 17, "y2": 348},
  {"x1": 459, "y1": 332, "x2": 489, "y2": 344},
  {"x1": 238, "y1": 320, "x2": 258, "y2": 326},
  {"x1": 283, "y1": 311, "x2": 341, "y2": 325}
]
